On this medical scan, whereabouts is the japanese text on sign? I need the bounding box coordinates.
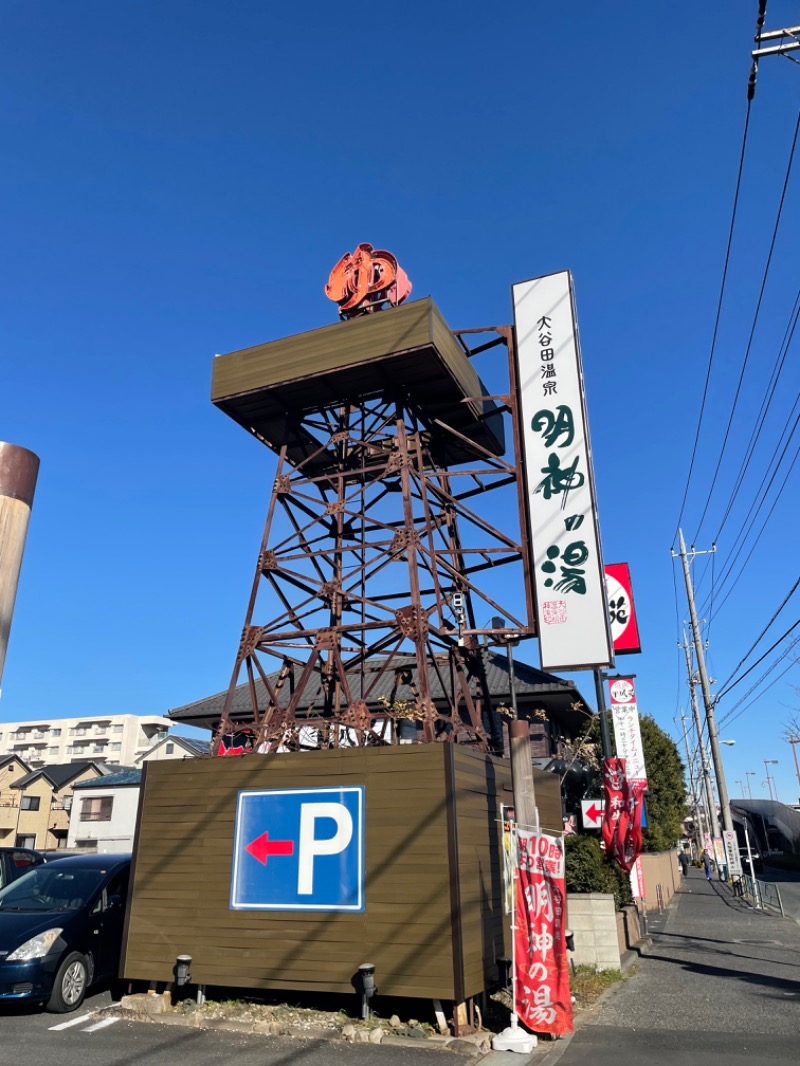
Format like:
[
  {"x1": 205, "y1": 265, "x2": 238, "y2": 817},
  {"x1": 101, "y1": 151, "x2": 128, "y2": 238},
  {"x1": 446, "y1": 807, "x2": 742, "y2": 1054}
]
[
  {"x1": 512, "y1": 271, "x2": 613, "y2": 672},
  {"x1": 514, "y1": 830, "x2": 573, "y2": 1036}
]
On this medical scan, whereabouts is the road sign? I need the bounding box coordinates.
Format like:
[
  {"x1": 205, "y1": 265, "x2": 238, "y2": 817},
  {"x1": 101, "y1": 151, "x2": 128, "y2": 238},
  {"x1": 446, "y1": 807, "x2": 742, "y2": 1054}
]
[
  {"x1": 230, "y1": 786, "x2": 365, "y2": 912},
  {"x1": 581, "y1": 799, "x2": 605, "y2": 829},
  {"x1": 723, "y1": 830, "x2": 743, "y2": 876}
]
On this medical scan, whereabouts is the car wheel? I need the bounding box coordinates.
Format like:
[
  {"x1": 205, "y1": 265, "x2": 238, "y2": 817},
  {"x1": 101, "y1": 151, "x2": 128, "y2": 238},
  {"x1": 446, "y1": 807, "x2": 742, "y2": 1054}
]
[{"x1": 47, "y1": 952, "x2": 88, "y2": 1013}]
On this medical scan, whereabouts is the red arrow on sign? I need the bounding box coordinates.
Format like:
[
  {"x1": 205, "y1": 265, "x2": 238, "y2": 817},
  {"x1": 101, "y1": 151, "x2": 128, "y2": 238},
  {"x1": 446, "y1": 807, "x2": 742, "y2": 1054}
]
[
  {"x1": 245, "y1": 832, "x2": 294, "y2": 865},
  {"x1": 585, "y1": 803, "x2": 603, "y2": 822}
]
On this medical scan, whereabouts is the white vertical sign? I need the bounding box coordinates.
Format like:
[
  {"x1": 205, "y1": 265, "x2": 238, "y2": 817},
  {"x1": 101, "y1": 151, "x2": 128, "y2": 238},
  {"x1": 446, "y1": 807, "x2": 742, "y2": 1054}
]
[
  {"x1": 723, "y1": 830, "x2": 742, "y2": 876},
  {"x1": 512, "y1": 271, "x2": 613, "y2": 672},
  {"x1": 608, "y1": 677, "x2": 648, "y2": 789}
]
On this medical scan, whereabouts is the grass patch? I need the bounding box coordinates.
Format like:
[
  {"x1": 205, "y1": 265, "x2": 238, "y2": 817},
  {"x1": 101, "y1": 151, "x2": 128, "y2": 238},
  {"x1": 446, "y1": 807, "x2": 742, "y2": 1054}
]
[{"x1": 570, "y1": 965, "x2": 625, "y2": 1013}]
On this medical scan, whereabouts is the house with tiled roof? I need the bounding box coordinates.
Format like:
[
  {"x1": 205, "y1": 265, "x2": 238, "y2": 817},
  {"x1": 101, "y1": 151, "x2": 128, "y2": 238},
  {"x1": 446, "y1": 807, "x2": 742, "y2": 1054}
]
[
  {"x1": 135, "y1": 734, "x2": 211, "y2": 764},
  {"x1": 167, "y1": 650, "x2": 592, "y2": 764},
  {"x1": 6, "y1": 760, "x2": 107, "y2": 850}
]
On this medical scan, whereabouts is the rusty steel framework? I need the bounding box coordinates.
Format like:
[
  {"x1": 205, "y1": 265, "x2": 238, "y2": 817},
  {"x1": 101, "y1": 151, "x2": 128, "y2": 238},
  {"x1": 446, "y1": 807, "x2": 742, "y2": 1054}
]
[{"x1": 213, "y1": 325, "x2": 536, "y2": 756}]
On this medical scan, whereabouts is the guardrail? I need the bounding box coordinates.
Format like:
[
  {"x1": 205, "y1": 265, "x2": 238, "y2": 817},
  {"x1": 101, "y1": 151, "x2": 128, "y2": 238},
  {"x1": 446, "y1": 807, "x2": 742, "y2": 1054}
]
[{"x1": 742, "y1": 874, "x2": 784, "y2": 916}]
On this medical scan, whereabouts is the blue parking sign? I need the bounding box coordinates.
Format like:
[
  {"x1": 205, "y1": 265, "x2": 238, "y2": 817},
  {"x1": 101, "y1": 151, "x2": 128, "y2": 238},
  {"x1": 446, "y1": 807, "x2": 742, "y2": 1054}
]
[{"x1": 230, "y1": 786, "x2": 365, "y2": 911}]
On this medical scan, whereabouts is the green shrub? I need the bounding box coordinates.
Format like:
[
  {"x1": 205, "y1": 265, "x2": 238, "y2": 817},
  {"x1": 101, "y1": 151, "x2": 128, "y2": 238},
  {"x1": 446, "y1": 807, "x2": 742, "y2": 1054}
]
[{"x1": 565, "y1": 834, "x2": 633, "y2": 911}]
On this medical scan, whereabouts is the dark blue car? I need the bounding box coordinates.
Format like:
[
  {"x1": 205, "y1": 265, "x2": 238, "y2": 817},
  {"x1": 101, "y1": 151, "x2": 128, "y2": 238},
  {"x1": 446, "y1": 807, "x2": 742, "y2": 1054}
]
[{"x1": 0, "y1": 853, "x2": 130, "y2": 1012}]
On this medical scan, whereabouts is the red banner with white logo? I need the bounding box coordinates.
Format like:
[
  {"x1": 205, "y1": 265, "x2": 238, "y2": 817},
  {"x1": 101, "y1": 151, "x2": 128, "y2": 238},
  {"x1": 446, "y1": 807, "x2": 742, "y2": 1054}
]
[
  {"x1": 604, "y1": 562, "x2": 642, "y2": 654},
  {"x1": 601, "y1": 757, "x2": 645, "y2": 873},
  {"x1": 514, "y1": 830, "x2": 573, "y2": 1036}
]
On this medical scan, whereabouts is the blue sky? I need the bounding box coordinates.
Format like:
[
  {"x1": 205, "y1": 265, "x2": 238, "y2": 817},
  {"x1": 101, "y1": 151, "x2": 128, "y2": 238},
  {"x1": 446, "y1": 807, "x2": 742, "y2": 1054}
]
[{"x1": 2, "y1": 4, "x2": 799, "y2": 804}]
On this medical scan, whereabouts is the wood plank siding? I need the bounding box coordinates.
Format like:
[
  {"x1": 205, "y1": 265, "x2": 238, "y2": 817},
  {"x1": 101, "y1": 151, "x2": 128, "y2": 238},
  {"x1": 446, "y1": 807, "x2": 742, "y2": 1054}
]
[
  {"x1": 210, "y1": 298, "x2": 505, "y2": 469},
  {"x1": 122, "y1": 744, "x2": 561, "y2": 1002}
]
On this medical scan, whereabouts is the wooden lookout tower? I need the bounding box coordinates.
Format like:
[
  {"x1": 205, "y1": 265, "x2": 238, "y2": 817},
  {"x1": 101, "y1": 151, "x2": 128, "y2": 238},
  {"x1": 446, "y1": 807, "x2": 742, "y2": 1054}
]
[{"x1": 210, "y1": 289, "x2": 536, "y2": 755}]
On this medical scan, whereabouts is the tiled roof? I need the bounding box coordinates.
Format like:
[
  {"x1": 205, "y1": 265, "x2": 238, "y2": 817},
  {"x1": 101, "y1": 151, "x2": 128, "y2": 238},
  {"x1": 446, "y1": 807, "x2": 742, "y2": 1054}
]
[
  {"x1": 73, "y1": 769, "x2": 142, "y2": 789},
  {"x1": 168, "y1": 651, "x2": 590, "y2": 734},
  {"x1": 12, "y1": 761, "x2": 106, "y2": 791},
  {"x1": 176, "y1": 736, "x2": 211, "y2": 754}
]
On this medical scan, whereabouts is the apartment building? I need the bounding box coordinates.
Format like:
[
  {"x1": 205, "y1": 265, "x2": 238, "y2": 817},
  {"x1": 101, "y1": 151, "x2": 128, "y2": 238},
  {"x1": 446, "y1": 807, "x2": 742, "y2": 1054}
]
[{"x1": 0, "y1": 714, "x2": 172, "y2": 769}]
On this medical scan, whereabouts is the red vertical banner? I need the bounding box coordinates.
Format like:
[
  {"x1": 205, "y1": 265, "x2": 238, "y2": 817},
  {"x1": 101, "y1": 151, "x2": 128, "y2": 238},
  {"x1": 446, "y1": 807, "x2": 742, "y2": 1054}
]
[
  {"x1": 602, "y1": 757, "x2": 645, "y2": 872},
  {"x1": 514, "y1": 830, "x2": 574, "y2": 1036}
]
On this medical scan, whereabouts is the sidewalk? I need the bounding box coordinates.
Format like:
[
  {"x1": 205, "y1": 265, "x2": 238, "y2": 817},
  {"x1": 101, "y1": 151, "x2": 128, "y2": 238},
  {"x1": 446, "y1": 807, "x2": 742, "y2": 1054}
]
[{"x1": 533, "y1": 866, "x2": 800, "y2": 1066}]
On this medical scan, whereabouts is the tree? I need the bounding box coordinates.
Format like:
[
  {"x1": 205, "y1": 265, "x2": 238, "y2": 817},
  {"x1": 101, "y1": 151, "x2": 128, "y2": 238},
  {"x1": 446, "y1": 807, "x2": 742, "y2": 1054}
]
[
  {"x1": 564, "y1": 833, "x2": 632, "y2": 910},
  {"x1": 637, "y1": 715, "x2": 686, "y2": 852}
]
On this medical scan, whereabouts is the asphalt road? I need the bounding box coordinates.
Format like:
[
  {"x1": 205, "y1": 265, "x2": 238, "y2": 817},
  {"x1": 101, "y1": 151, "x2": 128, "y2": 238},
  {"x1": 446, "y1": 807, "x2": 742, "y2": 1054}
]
[
  {"x1": 759, "y1": 865, "x2": 800, "y2": 923},
  {"x1": 6, "y1": 869, "x2": 800, "y2": 1066},
  {"x1": 0, "y1": 986, "x2": 464, "y2": 1066},
  {"x1": 537, "y1": 869, "x2": 800, "y2": 1066}
]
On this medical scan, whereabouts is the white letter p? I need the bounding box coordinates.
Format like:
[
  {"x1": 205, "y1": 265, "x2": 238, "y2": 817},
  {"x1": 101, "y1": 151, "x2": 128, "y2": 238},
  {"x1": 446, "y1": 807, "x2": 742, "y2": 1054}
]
[{"x1": 297, "y1": 802, "x2": 353, "y2": 895}]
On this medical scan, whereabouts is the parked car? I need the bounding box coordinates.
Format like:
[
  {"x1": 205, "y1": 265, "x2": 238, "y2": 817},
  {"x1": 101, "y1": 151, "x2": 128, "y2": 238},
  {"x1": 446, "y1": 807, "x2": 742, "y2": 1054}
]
[
  {"x1": 0, "y1": 852, "x2": 130, "y2": 1012},
  {"x1": 0, "y1": 848, "x2": 47, "y2": 889}
]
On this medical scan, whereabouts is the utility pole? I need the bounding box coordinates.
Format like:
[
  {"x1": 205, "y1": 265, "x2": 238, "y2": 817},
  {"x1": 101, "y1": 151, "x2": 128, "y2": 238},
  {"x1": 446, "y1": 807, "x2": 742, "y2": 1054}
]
[
  {"x1": 593, "y1": 669, "x2": 612, "y2": 758},
  {"x1": 682, "y1": 632, "x2": 720, "y2": 839},
  {"x1": 748, "y1": 4, "x2": 800, "y2": 99},
  {"x1": 674, "y1": 531, "x2": 734, "y2": 841},
  {"x1": 679, "y1": 711, "x2": 704, "y2": 852}
]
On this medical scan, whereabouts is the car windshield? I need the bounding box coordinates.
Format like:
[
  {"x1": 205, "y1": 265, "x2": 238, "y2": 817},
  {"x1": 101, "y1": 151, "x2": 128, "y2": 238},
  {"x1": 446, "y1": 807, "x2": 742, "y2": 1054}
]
[{"x1": 0, "y1": 865, "x2": 105, "y2": 912}]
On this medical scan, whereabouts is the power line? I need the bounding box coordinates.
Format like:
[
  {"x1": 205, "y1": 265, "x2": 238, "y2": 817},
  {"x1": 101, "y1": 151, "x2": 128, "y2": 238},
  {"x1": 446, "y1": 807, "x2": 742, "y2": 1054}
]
[
  {"x1": 673, "y1": 94, "x2": 753, "y2": 545},
  {"x1": 715, "y1": 576, "x2": 800, "y2": 695},
  {"x1": 718, "y1": 636, "x2": 800, "y2": 730},
  {"x1": 717, "y1": 613, "x2": 800, "y2": 701},
  {"x1": 714, "y1": 286, "x2": 800, "y2": 542},
  {"x1": 693, "y1": 108, "x2": 800, "y2": 543},
  {"x1": 700, "y1": 411, "x2": 800, "y2": 618}
]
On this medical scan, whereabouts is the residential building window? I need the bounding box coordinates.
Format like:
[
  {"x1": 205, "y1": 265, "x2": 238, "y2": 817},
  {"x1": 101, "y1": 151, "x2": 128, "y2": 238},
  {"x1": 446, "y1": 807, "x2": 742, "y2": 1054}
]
[
  {"x1": 79, "y1": 796, "x2": 113, "y2": 822},
  {"x1": 63, "y1": 796, "x2": 73, "y2": 811},
  {"x1": 93, "y1": 744, "x2": 104, "y2": 753},
  {"x1": 166, "y1": 743, "x2": 174, "y2": 754},
  {"x1": 15, "y1": 835, "x2": 36, "y2": 849},
  {"x1": 111, "y1": 743, "x2": 122, "y2": 751},
  {"x1": 51, "y1": 729, "x2": 61, "y2": 737},
  {"x1": 20, "y1": 795, "x2": 40, "y2": 811},
  {"x1": 113, "y1": 725, "x2": 124, "y2": 734}
]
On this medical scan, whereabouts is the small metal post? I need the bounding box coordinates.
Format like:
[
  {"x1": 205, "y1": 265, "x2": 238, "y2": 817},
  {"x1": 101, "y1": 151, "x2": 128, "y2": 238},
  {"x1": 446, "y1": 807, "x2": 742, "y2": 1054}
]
[{"x1": 358, "y1": 963, "x2": 376, "y2": 1020}]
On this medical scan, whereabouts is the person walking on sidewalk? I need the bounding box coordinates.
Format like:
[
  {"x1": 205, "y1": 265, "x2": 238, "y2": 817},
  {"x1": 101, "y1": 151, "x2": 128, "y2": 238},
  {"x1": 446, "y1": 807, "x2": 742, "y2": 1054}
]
[
  {"x1": 701, "y1": 848, "x2": 713, "y2": 880},
  {"x1": 678, "y1": 848, "x2": 690, "y2": 878}
]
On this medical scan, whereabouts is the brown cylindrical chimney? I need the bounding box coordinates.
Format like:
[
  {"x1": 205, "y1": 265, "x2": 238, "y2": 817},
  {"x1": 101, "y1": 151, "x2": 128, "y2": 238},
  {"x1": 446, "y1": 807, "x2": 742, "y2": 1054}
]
[{"x1": 0, "y1": 442, "x2": 40, "y2": 688}]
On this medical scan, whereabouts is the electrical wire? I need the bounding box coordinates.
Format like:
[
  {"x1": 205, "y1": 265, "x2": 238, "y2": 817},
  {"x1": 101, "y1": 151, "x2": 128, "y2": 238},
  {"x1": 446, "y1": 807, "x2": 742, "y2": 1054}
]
[
  {"x1": 714, "y1": 287, "x2": 800, "y2": 542},
  {"x1": 715, "y1": 576, "x2": 800, "y2": 696},
  {"x1": 692, "y1": 108, "x2": 800, "y2": 544},
  {"x1": 718, "y1": 634, "x2": 800, "y2": 729},
  {"x1": 717, "y1": 613, "x2": 800, "y2": 701},
  {"x1": 699, "y1": 412, "x2": 800, "y2": 618},
  {"x1": 672, "y1": 95, "x2": 753, "y2": 546}
]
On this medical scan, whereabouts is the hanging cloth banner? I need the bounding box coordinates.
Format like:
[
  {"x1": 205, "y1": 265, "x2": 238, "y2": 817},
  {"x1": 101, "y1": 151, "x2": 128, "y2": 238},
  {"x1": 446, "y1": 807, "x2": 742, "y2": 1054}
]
[
  {"x1": 514, "y1": 829, "x2": 574, "y2": 1036},
  {"x1": 601, "y1": 757, "x2": 645, "y2": 873}
]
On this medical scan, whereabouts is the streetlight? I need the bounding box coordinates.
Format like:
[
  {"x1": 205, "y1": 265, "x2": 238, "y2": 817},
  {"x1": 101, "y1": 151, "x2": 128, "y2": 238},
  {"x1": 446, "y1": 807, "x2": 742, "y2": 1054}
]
[
  {"x1": 763, "y1": 760, "x2": 779, "y2": 802},
  {"x1": 745, "y1": 771, "x2": 757, "y2": 800},
  {"x1": 721, "y1": 740, "x2": 736, "y2": 746},
  {"x1": 786, "y1": 736, "x2": 800, "y2": 799}
]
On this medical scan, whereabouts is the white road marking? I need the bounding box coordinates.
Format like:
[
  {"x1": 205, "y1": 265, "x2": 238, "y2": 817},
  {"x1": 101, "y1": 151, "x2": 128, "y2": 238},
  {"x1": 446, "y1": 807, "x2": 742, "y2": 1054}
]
[
  {"x1": 49, "y1": 1012, "x2": 95, "y2": 1030},
  {"x1": 82, "y1": 1016, "x2": 120, "y2": 1033}
]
